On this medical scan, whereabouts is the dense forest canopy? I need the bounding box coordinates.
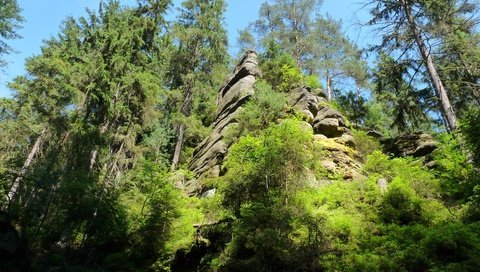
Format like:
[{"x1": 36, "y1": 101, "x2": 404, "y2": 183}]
[{"x1": 0, "y1": 0, "x2": 479, "y2": 271}]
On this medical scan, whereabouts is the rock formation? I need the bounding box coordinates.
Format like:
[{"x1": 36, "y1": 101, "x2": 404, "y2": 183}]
[
  {"x1": 186, "y1": 53, "x2": 362, "y2": 193},
  {"x1": 287, "y1": 86, "x2": 361, "y2": 181},
  {"x1": 188, "y1": 51, "x2": 261, "y2": 187},
  {"x1": 381, "y1": 132, "x2": 438, "y2": 158},
  {"x1": 288, "y1": 86, "x2": 356, "y2": 147}
]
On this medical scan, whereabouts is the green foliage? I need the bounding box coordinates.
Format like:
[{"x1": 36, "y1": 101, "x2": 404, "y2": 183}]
[
  {"x1": 372, "y1": 53, "x2": 431, "y2": 131},
  {"x1": 461, "y1": 108, "x2": 480, "y2": 166},
  {"x1": 313, "y1": 15, "x2": 368, "y2": 96},
  {"x1": 249, "y1": 0, "x2": 367, "y2": 94},
  {"x1": 2, "y1": 0, "x2": 480, "y2": 271},
  {"x1": 379, "y1": 179, "x2": 427, "y2": 225},
  {"x1": 221, "y1": 118, "x2": 313, "y2": 211},
  {"x1": 459, "y1": 108, "x2": 480, "y2": 221},
  {"x1": 235, "y1": 80, "x2": 287, "y2": 136},
  {"x1": 336, "y1": 222, "x2": 480, "y2": 272},
  {"x1": 168, "y1": 0, "x2": 229, "y2": 169},
  {"x1": 0, "y1": 1, "x2": 181, "y2": 270},
  {"x1": 433, "y1": 133, "x2": 477, "y2": 202},
  {"x1": 259, "y1": 41, "x2": 325, "y2": 93},
  {"x1": 334, "y1": 91, "x2": 368, "y2": 127},
  {"x1": 214, "y1": 119, "x2": 326, "y2": 271},
  {"x1": 430, "y1": 0, "x2": 480, "y2": 113},
  {"x1": 260, "y1": 41, "x2": 304, "y2": 92},
  {"x1": 304, "y1": 74, "x2": 322, "y2": 89},
  {"x1": 352, "y1": 130, "x2": 381, "y2": 161},
  {"x1": 219, "y1": 199, "x2": 297, "y2": 271},
  {"x1": 366, "y1": 0, "x2": 480, "y2": 131},
  {"x1": 363, "y1": 99, "x2": 396, "y2": 137},
  {"x1": 0, "y1": 0, "x2": 23, "y2": 67},
  {"x1": 123, "y1": 161, "x2": 180, "y2": 259}
]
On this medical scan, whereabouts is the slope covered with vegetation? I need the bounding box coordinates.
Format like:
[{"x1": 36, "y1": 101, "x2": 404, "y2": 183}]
[{"x1": 0, "y1": 0, "x2": 479, "y2": 271}]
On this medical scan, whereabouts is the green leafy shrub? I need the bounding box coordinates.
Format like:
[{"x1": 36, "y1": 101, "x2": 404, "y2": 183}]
[
  {"x1": 260, "y1": 40, "x2": 315, "y2": 93},
  {"x1": 433, "y1": 133, "x2": 477, "y2": 202},
  {"x1": 379, "y1": 179, "x2": 426, "y2": 225},
  {"x1": 221, "y1": 118, "x2": 313, "y2": 210},
  {"x1": 304, "y1": 75, "x2": 322, "y2": 89},
  {"x1": 352, "y1": 130, "x2": 381, "y2": 161},
  {"x1": 460, "y1": 108, "x2": 480, "y2": 166},
  {"x1": 235, "y1": 80, "x2": 287, "y2": 136},
  {"x1": 363, "y1": 151, "x2": 440, "y2": 198}
]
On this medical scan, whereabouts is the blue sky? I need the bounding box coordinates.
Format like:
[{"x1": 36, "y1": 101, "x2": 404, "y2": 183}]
[{"x1": 0, "y1": 0, "x2": 371, "y2": 97}]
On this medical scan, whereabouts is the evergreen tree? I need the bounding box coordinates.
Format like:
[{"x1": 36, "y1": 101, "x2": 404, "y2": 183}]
[
  {"x1": 372, "y1": 53, "x2": 430, "y2": 131},
  {"x1": 364, "y1": 0, "x2": 478, "y2": 131},
  {"x1": 169, "y1": 0, "x2": 228, "y2": 170},
  {"x1": 248, "y1": 0, "x2": 367, "y2": 98},
  {"x1": 429, "y1": 1, "x2": 480, "y2": 112},
  {"x1": 2, "y1": 1, "x2": 175, "y2": 267},
  {"x1": 311, "y1": 16, "x2": 368, "y2": 100},
  {"x1": 0, "y1": 0, "x2": 23, "y2": 68}
]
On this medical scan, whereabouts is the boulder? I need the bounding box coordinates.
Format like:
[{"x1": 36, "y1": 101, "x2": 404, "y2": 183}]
[
  {"x1": 315, "y1": 118, "x2": 342, "y2": 137},
  {"x1": 322, "y1": 160, "x2": 337, "y2": 172},
  {"x1": 287, "y1": 87, "x2": 354, "y2": 147},
  {"x1": 288, "y1": 86, "x2": 326, "y2": 120},
  {"x1": 381, "y1": 132, "x2": 438, "y2": 158},
  {"x1": 314, "y1": 134, "x2": 328, "y2": 141},
  {"x1": 335, "y1": 133, "x2": 356, "y2": 147},
  {"x1": 312, "y1": 106, "x2": 350, "y2": 137}
]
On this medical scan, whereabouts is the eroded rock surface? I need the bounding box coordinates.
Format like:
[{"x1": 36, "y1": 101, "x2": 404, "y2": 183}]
[
  {"x1": 287, "y1": 87, "x2": 361, "y2": 181},
  {"x1": 186, "y1": 51, "x2": 260, "y2": 193},
  {"x1": 381, "y1": 132, "x2": 438, "y2": 158},
  {"x1": 186, "y1": 56, "x2": 363, "y2": 194},
  {"x1": 288, "y1": 86, "x2": 355, "y2": 147}
]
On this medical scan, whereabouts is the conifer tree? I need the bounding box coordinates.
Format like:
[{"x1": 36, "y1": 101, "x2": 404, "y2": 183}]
[
  {"x1": 248, "y1": 0, "x2": 367, "y2": 99},
  {"x1": 365, "y1": 0, "x2": 479, "y2": 131},
  {"x1": 2, "y1": 0, "x2": 173, "y2": 263},
  {"x1": 169, "y1": 0, "x2": 228, "y2": 170},
  {"x1": 0, "y1": 0, "x2": 23, "y2": 67}
]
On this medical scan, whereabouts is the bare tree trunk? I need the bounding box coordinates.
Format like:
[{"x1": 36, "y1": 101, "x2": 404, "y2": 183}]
[
  {"x1": 402, "y1": 0, "x2": 457, "y2": 131},
  {"x1": 3, "y1": 127, "x2": 48, "y2": 209},
  {"x1": 171, "y1": 123, "x2": 185, "y2": 171},
  {"x1": 171, "y1": 84, "x2": 193, "y2": 171},
  {"x1": 326, "y1": 70, "x2": 332, "y2": 101}
]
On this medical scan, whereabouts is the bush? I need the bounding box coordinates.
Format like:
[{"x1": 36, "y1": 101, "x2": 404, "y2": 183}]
[
  {"x1": 460, "y1": 108, "x2": 480, "y2": 166},
  {"x1": 379, "y1": 180, "x2": 426, "y2": 225},
  {"x1": 433, "y1": 133, "x2": 477, "y2": 202},
  {"x1": 352, "y1": 130, "x2": 381, "y2": 161},
  {"x1": 235, "y1": 80, "x2": 287, "y2": 136}
]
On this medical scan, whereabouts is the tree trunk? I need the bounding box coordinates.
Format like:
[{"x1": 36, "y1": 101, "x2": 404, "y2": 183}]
[
  {"x1": 171, "y1": 123, "x2": 185, "y2": 171},
  {"x1": 3, "y1": 126, "x2": 48, "y2": 210},
  {"x1": 326, "y1": 70, "x2": 332, "y2": 101},
  {"x1": 171, "y1": 84, "x2": 193, "y2": 171},
  {"x1": 401, "y1": 0, "x2": 457, "y2": 131}
]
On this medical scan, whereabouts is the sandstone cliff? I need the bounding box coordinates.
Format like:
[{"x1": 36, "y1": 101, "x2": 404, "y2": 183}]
[
  {"x1": 185, "y1": 52, "x2": 365, "y2": 193},
  {"x1": 188, "y1": 51, "x2": 261, "y2": 184}
]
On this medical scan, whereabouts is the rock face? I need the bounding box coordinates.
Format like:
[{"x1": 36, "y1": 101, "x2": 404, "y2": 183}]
[
  {"x1": 287, "y1": 86, "x2": 361, "y2": 181},
  {"x1": 288, "y1": 87, "x2": 355, "y2": 147},
  {"x1": 186, "y1": 54, "x2": 360, "y2": 193},
  {"x1": 288, "y1": 86, "x2": 325, "y2": 121},
  {"x1": 188, "y1": 51, "x2": 261, "y2": 186},
  {"x1": 381, "y1": 132, "x2": 438, "y2": 158}
]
